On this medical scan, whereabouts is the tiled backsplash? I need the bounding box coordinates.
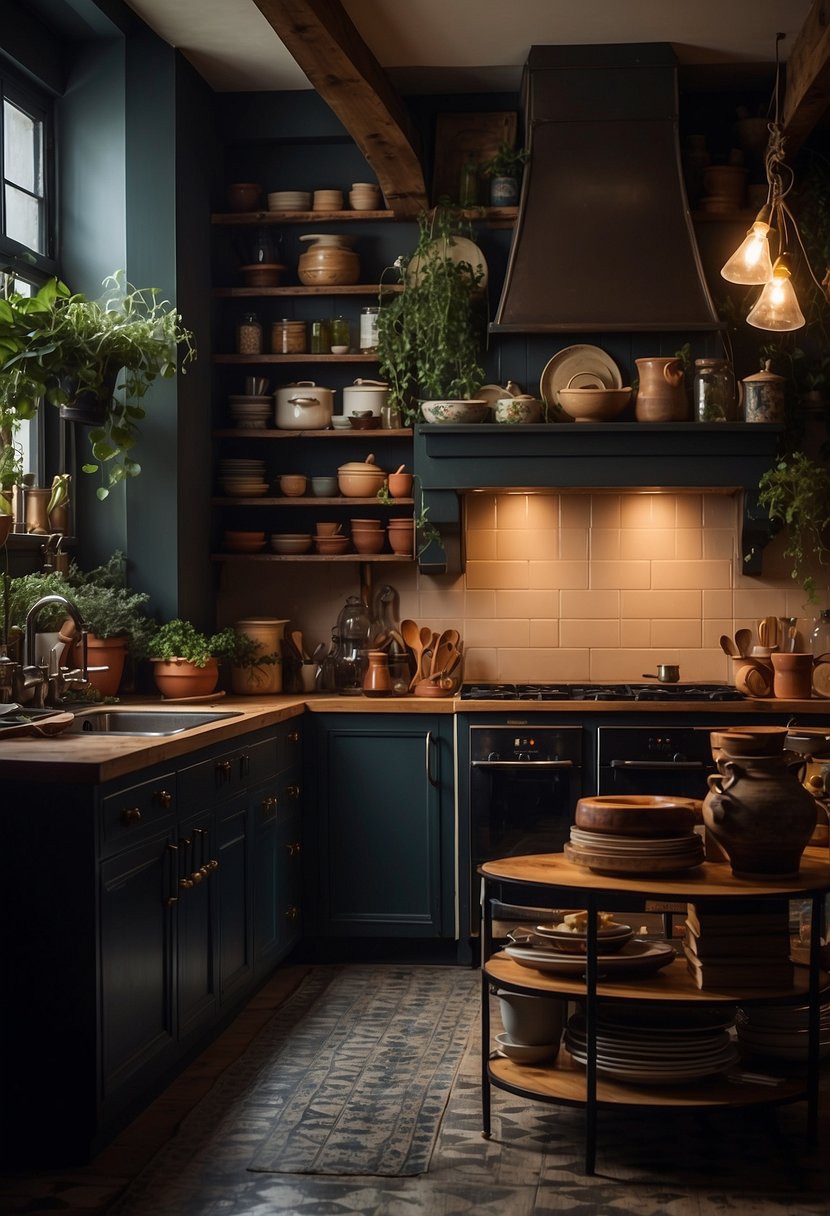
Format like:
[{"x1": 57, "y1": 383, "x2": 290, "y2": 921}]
[{"x1": 218, "y1": 490, "x2": 824, "y2": 684}]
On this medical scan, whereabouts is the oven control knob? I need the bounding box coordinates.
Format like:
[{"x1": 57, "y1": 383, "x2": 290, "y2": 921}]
[
  {"x1": 517, "y1": 752, "x2": 532, "y2": 762},
  {"x1": 488, "y1": 751, "x2": 500, "y2": 762},
  {"x1": 672, "y1": 753, "x2": 688, "y2": 763}
]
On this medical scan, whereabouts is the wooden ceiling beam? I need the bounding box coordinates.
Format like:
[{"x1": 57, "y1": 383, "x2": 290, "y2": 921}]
[
  {"x1": 251, "y1": 0, "x2": 427, "y2": 218},
  {"x1": 783, "y1": 0, "x2": 830, "y2": 153}
]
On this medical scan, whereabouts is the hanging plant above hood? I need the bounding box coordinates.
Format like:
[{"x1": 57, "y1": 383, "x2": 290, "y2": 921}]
[{"x1": 0, "y1": 272, "x2": 196, "y2": 499}]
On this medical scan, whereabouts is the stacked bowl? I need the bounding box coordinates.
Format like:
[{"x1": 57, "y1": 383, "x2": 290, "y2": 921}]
[
  {"x1": 565, "y1": 794, "x2": 704, "y2": 875},
  {"x1": 267, "y1": 189, "x2": 311, "y2": 211},
  {"x1": 270, "y1": 533, "x2": 312, "y2": 555},
  {"x1": 351, "y1": 518, "x2": 385, "y2": 554},
  {"x1": 349, "y1": 182, "x2": 382, "y2": 210},
  {"x1": 229, "y1": 394, "x2": 273, "y2": 429},
  {"x1": 223, "y1": 529, "x2": 266, "y2": 553},
  {"x1": 312, "y1": 188, "x2": 343, "y2": 211},
  {"x1": 218, "y1": 458, "x2": 268, "y2": 497}
]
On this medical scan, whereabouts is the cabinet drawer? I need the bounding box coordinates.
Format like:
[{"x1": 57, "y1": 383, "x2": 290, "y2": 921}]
[
  {"x1": 179, "y1": 737, "x2": 277, "y2": 805},
  {"x1": 101, "y1": 772, "x2": 177, "y2": 854}
]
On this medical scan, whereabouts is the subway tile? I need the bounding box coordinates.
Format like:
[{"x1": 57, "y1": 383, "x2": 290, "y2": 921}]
[
  {"x1": 675, "y1": 494, "x2": 702, "y2": 527},
  {"x1": 701, "y1": 529, "x2": 732, "y2": 560},
  {"x1": 463, "y1": 648, "x2": 498, "y2": 681},
  {"x1": 560, "y1": 495, "x2": 591, "y2": 527},
  {"x1": 651, "y1": 559, "x2": 732, "y2": 590},
  {"x1": 529, "y1": 617, "x2": 560, "y2": 646},
  {"x1": 499, "y1": 648, "x2": 589, "y2": 681},
  {"x1": 464, "y1": 529, "x2": 497, "y2": 560},
  {"x1": 496, "y1": 589, "x2": 560, "y2": 618},
  {"x1": 620, "y1": 529, "x2": 676, "y2": 560},
  {"x1": 590, "y1": 494, "x2": 621, "y2": 528},
  {"x1": 620, "y1": 493, "x2": 655, "y2": 528},
  {"x1": 464, "y1": 589, "x2": 497, "y2": 618},
  {"x1": 590, "y1": 649, "x2": 660, "y2": 681},
  {"x1": 416, "y1": 588, "x2": 466, "y2": 618},
  {"x1": 620, "y1": 619, "x2": 651, "y2": 648},
  {"x1": 591, "y1": 560, "x2": 650, "y2": 589},
  {"x1": 648, "y1": 494, "x2": 681, "y2": 528},
  {"x1": 560, "y1": 618, "x2": 620, "y2": 648},
  {"x1": 560, "y1": 589, "x2": 620, "y2": 618},
  {"x1": 529, "y1": 560, "x2": 589, "y2": 590},
  {"x1": 589, "y1": 529, "x2": 621, "y2": 560},
  {"x1": 497, "y1": 528, "x2": 559, "y2": 560},
  {"x1": 703, "y1": 493, "x2": 738, "y2": 528},
  {"x1": 464, "y1": 617, "x2": 529, "y2": 648},
  {"x1": 703, "y1": 588, "x2": 733, "y2": 619},
  {"x1": 622, "y1": 589, "x2": 702, "y2": 618},
  {"x1": 732, "y1": 588, "x2": 791, "y2": 619},
  {"x1": 526, "y1": 493, "x2": 560, "y2": 528},
  {"x1": 702, "y1": 618, "x2": 734, "y2": 649},
  {"x1": 495, "y1": 493, "x2": 529, "y2": 529},
  {"x1": 674, "y1": 529, "x2": 703, "y2": 560},
  {"x1": 464, "y1": 493, "x2": 496, "y2": 530},
  {"x1": 674, "y1": 648, "x2": 733, "y2": 682},
  {"x1": 651, "y1": 618, "x2": 702, "y2": 648},
  {"x1": 465, "y1": 561, "x2": 529, "y2": 589},
  {"x1": 560, "y1": 528, "x2": 590, "y2": 560}
]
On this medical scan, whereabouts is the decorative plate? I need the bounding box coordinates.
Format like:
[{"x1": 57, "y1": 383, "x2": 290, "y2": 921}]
[
  {"x1": 540, "y1": 344, "x2": 623, "y2": 408},
  {"x1": 504, "y1": 938, "x2": 676, "y2": 976}
]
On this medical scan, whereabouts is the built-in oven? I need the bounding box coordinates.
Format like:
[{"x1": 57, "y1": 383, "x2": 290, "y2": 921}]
[
  {"x1": 596, "y1": 725, "x2": 716, "y2": 801},
  {"x1": 464, "y1": 724, "x2": 583, "y2": 950}
]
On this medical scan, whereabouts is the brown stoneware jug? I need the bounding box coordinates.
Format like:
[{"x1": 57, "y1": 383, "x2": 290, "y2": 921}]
[
  {"x1": 702, "y1": 751, "x2": 817, "y2": 879},
  {"x1": 634, "y1": 356, "x2": 688, "y2": 422}
]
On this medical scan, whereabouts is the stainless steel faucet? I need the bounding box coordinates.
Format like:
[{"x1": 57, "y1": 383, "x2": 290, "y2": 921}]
[{"x1": 20, "y1": 594, "x2": 91, "y2": 706}]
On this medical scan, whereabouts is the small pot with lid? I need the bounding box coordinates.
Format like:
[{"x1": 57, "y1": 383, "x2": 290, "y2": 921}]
[
  {"x1": 337, "y1": 453, "x2": 386, "y2": 498},
  {"x1": 742, "y1": 361, "x2": 785, "y2": 424},
  {"x1": 275, "y1": 381, "x2": 335, "y2": 429},
  {"x1": 342, "y1": 379, "x2": 389, "y2": 418}
]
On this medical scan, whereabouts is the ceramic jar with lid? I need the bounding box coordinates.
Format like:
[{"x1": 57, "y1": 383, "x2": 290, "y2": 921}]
[
  {"x1": 230, "y1": 618, "x2": 287, "y2": 695},
  {"x1": 297, "y1": 234, "x2": 359, "y2": 286},
  {"x1": 693, "y1": 358, "x2": 737, "y2": 421},
  {"x1": 742, "y1": 361, "x2": 786, "y2": 423},
  {"x1": 237, "y1": 312, "x2": 262, "y2": 354}
]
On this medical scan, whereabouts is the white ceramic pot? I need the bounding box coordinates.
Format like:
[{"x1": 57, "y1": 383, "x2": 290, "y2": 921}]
[
  {"x1": 275, "y1": 381, "x2": 335, "y2": 429},
  {"x1": 494, "y1": 395, "x2": 542, "y2": 424},
  {"x1": 342, "y1": 379, "x2": 389, "y2": 417}
]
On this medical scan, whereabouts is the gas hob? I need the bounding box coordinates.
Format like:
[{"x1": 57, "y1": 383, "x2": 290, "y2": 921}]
[{"x1": 460, "y1": 682, "x2": 744, "y2": 702}]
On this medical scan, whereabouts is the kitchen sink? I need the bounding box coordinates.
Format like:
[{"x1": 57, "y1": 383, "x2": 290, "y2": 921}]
[{"x1": 66, "y1": 709, "x2": 243, "y2": 736}]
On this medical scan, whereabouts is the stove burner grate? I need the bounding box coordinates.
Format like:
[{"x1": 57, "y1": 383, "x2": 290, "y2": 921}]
[{"x1": 460, "y1": 682, "x2": 743, "y2": 702}]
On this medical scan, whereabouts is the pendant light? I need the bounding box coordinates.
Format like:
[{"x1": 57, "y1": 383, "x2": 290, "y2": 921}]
[
  {"x1": 746, "y1": 253, "x2": 806, "y2": 331},
  {"x1": 720, "y1": 205, "x2": 774, "y2": 285}
]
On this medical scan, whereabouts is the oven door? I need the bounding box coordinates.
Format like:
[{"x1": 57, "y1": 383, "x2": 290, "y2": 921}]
[
  {"x1": 596, "y1": 726, "x2": 715, "y2": 801},
  {"x1": 470, "y1": 759, "x2": 581, "y2": 866}
]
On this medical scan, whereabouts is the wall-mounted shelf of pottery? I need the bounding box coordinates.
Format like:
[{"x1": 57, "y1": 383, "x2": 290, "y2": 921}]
[
  {"x1": 213, "y1": 429, "x2": 412, "y2": 440},
  {"x1": 212, "y1": 283, "x2": 402, "y2": 299},
  {"x1": 210, "y1": 553, "x2": 412, "y2": 563},
  {"x1": 212, "y1": 497, "x2": 413, "y2": 507},
  {"x1": 214, "y1": 354, "x2": 381, "y2": 364},
  {"x1": 211, "y1": 210, "x2": 396, "y2": 225}
]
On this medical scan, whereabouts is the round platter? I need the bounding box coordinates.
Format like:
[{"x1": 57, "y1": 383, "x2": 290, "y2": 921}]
[
  {"x1": 504, "y1": 938, "x2": 675, "y2": 976},
  {"x1": 540, "y1": 344, "x2": 623, "y2": 408}
]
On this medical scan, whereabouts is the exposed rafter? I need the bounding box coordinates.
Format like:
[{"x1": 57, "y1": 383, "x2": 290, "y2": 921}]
[
  {"x1": 783, "y1": 0, "x2": 830, "y2": 152},
  {"x1": 251, "y1": 0, "x2": 427, "y2": 218}
]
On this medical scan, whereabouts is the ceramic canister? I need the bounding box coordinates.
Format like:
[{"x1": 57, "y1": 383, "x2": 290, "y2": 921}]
[
  {"x1": 342, "y1": 379, "x2": 388, "y2": 417},
  {"x1": 230, "y1": 618, "x2": 287, "y2": 694},
  {"x1": 742, "y1": 363, "x2": 786, "y2": 423}
]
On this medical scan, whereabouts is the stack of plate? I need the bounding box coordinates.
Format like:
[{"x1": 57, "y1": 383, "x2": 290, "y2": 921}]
[
  {"x1": 735, "y1": 1001, "x2": 830, "y2": 1061},
  {"x1": 565, "y1": 1006, "x2": 738, "y2": 1084},
  {"x1": 218, "y1": 458, "x2": 268, "y2": 497},
  {"x1": 229, "y1": 395, "x2": 273, "y2": 429},
  {"x1": 565, "y1": 826, "x2": 704, "y2": 876},
  {"x1": 504, "y1": 929, "x2": 675, "y2": 978},
  {"x1": 267, "y1": 190, "x2": 311, "y2": 211},
  {"x1": 539, "y1": 343, "x2": 623, "y2": 411}
]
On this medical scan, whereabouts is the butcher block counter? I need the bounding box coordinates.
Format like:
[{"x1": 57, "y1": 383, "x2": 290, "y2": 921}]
[{"x1": 0, "y1": 691, "x2": 828, "y2": 783}]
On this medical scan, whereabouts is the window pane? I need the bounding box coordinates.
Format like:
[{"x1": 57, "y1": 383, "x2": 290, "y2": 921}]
[
  {"x1": 5, "y1": 183, "x2": 42, "y2": 251},
  {"x1": 4, "y1": 99, "x2": 42, "y2": 193}
]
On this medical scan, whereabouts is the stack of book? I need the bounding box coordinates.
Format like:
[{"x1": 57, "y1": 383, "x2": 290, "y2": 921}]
[{"x1": 683, "y1": 901, "x2": 793, "y2": 990}]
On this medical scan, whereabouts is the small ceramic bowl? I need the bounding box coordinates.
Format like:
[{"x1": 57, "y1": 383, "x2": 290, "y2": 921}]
[
  {"x1": 316, "y1": 521, "x2": 342, "y2": 536},
  {"x1": 330, "y1": 345, "x2": 350, "y2": 354},
  {"x1": 420, "y1": 399, "x2": 490, "y2": 424},
  {"x1": 387, "y1": 473, "x2": 413, "y2": 498},
  {"x1": 557, "y1": 386, "x2": 632, "y2": 421},
  {"x1": 494, "y1": 396, "x2": 543, "y2": 424},
  {"x1": 494, "y1": 1033, "x2": 560, "y2": 1064},
  {"x1": 331, "y1": 416, "x2": 353, "y2": 430},
  {"x1": 279, "y1": 474, "x2": 307, "y2": 497},
  {"x1": 349, "y1": 518, "x2": 382, "y2": 529},
  {"x1": 314, "y1": 535, "x2": 351, "y2": 554},
  {"x1": 351, "y1": 529, "x2": 385, "y2": 554},
  {"x1": 311, "y1": 476, "x2": 339, "y2": 497},
  {"x1": 270, "y1": 533, "x2": 312, "y2": 554}
]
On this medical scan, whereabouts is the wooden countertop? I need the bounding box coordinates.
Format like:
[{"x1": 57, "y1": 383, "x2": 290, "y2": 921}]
[{"x1": 0, "y1": 691, "x2": 827, "y2": 784}]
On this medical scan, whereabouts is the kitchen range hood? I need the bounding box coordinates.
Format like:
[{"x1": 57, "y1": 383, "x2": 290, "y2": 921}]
[{"x1": 492, "y1": 44, "x2": 719, "y2": 333}]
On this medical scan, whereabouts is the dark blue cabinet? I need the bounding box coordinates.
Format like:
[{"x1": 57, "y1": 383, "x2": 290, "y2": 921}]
[
  {"x1": 254, "y1": 725, "x2": 303, "y2": 969},
  {"x1": 308, "y1": 713, "x2": 454, "y2": 937}
]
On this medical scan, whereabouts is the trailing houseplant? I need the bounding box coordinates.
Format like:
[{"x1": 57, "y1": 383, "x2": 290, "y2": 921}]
[
  {"x1": 0, "y1": 272, "x2": 195, "y2": 499},
  {"x1": 377, "y1": 205, "x2": 486, "y2": 423},
  {"x1": 149, "y1": 617, "x2": 274, "y2": 698},
  {"x1": 753, "y1": 451, "x2": 830, "y2": 604}
]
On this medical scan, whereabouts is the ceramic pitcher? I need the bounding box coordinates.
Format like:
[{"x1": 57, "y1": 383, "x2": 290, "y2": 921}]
[{"x1": 634, "y1": 357, "x2": 689, "y2": 422}]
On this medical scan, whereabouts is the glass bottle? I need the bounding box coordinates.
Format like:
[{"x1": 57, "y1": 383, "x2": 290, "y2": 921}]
[
  {"x1": 319, "y1": 629, "x2": 341, "y2": 692},
  {"x1": 359, "y1": 306, "x2": 380, "y2": 353},
  {"x1": 810, "y1": 609, "x2": 830, "y2": 660},
  {"x1": 372, "y1": 584, "x2": 411, "y2": 693},
  {"x1": 459, "y1": 155, "x2": 479, "y2": 207},
  {"x1": 310, "y1": 319, "x2": 331, "y2": 354},
  {"x1": 330, "y1": 315, "x2": 350, "y2": 351},
  {"x1": 334, "y1": 595, "x2": 371, "y2": 695},
  {"x1": 693, "y1": 358, "x2": 737, "y2": 422},
  {"x1": 237, "y1": 312, "x2": 262, "y2": 354}
]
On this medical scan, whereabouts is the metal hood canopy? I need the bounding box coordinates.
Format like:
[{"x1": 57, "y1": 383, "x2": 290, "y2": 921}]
[{"x1": 492, "y1": 43, "x2": 719, "y2": 333}]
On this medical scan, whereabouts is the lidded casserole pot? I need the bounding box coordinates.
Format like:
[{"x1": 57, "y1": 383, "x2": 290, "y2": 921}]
[
  {"x1": 337, "y1": 453, "x2": 386, "y2": 497},
  {"x1": 274, "y1": 380, "x2": 335, "y2": 429},
  {"x1": 297, "y1": 233, "x2": 360, "y2": 286}
]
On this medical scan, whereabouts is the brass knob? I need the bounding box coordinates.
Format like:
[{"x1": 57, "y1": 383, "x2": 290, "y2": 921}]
[
  {"x1": 164, "y1": 895, "x2": 178, "y2": 908},
  {"x1": 199, "y1": 865, "x2": 210, "y2": 878},
  {"x1": 190, "y1": 871, "x2": 203, "y2": 884},
  {"x1": 286, "y1": 783, "x2": 301, "y2": 800},
  {"x1": 808, "y1": 774, "x2": 824, "y2": 791},
  {"x1": 286, "y1": 840, "x2": 302, "y2": 856},
  {"x1": 285, "y1": 905, "x2": 300, "y2": 921},
  {"x1": 208, "y1": 859, "x2": 219, "y2": 872},
  {"x1": 288, "y1": 729, "x2": 299, "y2": 744},
  {"x1": 154, "y1": 788, "x2": 173, "y2": 809},
  {"x1": 179, "y1": 877, "x2": 194, "y2": 890},
  {"x1": 261, "y1": 795, "x2": 277, "y2": 818},
  {"x1": 121, "y1": 807, "x2": 142, "y2": 826},
  {"x1": 216, "y1": 759, "x2": 232, "y2": 782}
]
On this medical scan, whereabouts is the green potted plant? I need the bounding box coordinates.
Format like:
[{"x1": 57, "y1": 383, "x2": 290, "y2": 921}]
[
  {"x1": 149, "y1": 618, "x2": 263, "y2": 698},
  {"x1": 753, "y1": 451, "x2": 830, "y2": 605},
  {"x1": 479, "y1": 140, "x2": 529, "y2": 206},
  {"x1": 0, "y1": 272, "x2": 195, "y2": 499},
  {"x1": 377, "y1": 205, "x2": 486, "y2": 424}
]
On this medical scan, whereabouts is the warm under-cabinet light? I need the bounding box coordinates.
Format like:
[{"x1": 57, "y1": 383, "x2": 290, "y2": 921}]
[
  {"x1": 746, "y1": 254, "x2": 806, "y2": 331},
  {"x1": 720, "y1": 207, "x2": 774, "y2": 285}
]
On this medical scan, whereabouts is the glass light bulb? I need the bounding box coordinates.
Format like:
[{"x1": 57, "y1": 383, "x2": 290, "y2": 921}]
[
  {"x1": 746, "y1": 257, "x2": 806, "y2": 331},
  {"x1": 720, "y1": 220, "x2": 774, "y2": 284}
]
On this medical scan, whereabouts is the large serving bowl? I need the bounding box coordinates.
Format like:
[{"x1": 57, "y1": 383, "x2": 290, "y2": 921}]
[
  {"x1": 420, "y1": 399, "x2": 489, "y2": 424},
  {"x1": 337, "y1": 455, "x2": 386, "y2": 497},
  {"x1": 574, "y1": 793, "x2": 699, "y2": 836},
  {"x1": 557, "y1": 386, "x2": 631, "y2": 421},
  {"x1": 270, "y1": 533, "x2": 312, "y2": 554}
]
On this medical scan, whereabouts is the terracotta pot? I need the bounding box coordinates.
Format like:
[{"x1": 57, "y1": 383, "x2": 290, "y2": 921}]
[
  {"x1": 351, "y1": 528, "x2": 385, "y2": 554},
  {"x1": 230, "y1": 617, "x2": 286, "y2": 695},
  {"x1": 634, "y1": 357, "x2": 688, "y2": 422},
  {"x1": 152, "y1": 657, "x2": 220, "y2": 699},
  {"x1": 702, "y1": 752, "x2": 817, "y2": 879},
  {"x1": 387, "y1": 524, "x2": 414, "y2": 555},
  {"x1": 297, "y1": 235, "x2": 359, "y2": 286},
  {"x1": 770, "y1": 652, "x2": 814, "y2": 700},
  {"x1": 73, "y1": 633, "x2": 128, "y2": 697},
  {"x1": 362, "y1": 650, "x2": 392, "y2": 696},
  {"x1": 227, "y1": 182, "x2": 261, "y2": 211},
  {"x1": 387, "y1": 472, "x2": 413, "y2": 498}
]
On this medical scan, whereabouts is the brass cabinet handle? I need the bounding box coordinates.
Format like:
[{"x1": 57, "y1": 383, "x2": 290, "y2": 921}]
[
  {"x1": 154, "y1": 788, "x2": 173, "y2": 809},
  {"x1": 286, "y1": 783, "x2": 301, "y2": 800},
  {"x1": 216, "y1": 759, "x2": 232, "y2": 784},
  {"x1": 121, "y1": 806, "x2": 142, "y2": 826},
  {"x1": 286, "y1": 840, "x2": 301, "y2": 857},
  {"x1": 240, "y1": 753, "x2": 250, "y2": 777},
  {"x1": 261, "y1": 795, "x2": 277, "y2": 819},
  {"x1": 288, "y1": 729, "x2": 299, "y2": 744},
  {"x1": 179, "y1": 876, "x2": 194, "y2": 890},
  {"x1": 164, "y1": 842, "x2": 179, "y2": 907},
  {"x1": 285, "y1": 905, "x2": 300, "y2": 921}
]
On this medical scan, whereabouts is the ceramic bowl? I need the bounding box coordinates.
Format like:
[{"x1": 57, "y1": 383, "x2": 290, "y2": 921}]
[
  {"x1": 420, "y1": 399, "x2": 490, "y2": 424},
  {"x1": 279, "y1": 474, "x2": 307, "y2": 497},
  {"x1": 227, "y1": 182, "x2": 261, "y2": 211},
  {"x1": 239, "y1": 263, "x2": 286, "y2": 288},
  {"x1": 337, "y1": 462, "x2": 386, "y2": 497},
  {"x1": 314, "y1": 535, "x2": 351, "y2": 554},
  {"x1": 311, "y1": 476, "x2": 339, "y2": 497},
  {"x1": 557, "y1": 386, "x2": 632, "y2": 421},
  {"x1": 387, "y1": 473, "x2": 413, "y2": 498},
  {"x1": 494, "y1": 1033, "x2": 560, "y2": 1063},
  {"x1": 710, "y1": 727, "x2": 788, "y2": 757},
  {"x1": 270, "y1": 533, "x2": 312, "y2": 554},
  {"x1": 349, "y1": 518, "x2": 382, "y2": 529},
  {"x1": 331, "y1": 416, "x2": 353, "y2": 430},
  {"x1": 351, "y1": 529, "x2": 385, "y2": 554},
  {"x1": 496, "y1": 991, "x2": 566, "y2": 1046},
  {"x1": 315, "y1": 522, "x2": 342, "y2": 536},
  {"x1": 494, "y1": 396, "x2": 543, "y2": 424}
]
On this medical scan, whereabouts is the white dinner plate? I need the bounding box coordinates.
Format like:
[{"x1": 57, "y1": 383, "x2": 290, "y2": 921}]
[{"x1": 540, "y1": 344, "x2": 623, "y2": 407}]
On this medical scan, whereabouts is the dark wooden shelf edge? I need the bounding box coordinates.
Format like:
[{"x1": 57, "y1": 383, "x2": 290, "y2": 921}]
[
  {"x1": 211, "y1": 429, "x2": 412, "y2": 439},
  {"x1": 211, "y1": 209, "x2": 397, "y2": 224},
  {"x1": 212, "y1": 496, "x2": 413, "y2": 506},
  {"x1": 212, "y1": 284, "x2": 401, "y2": 298},
  {"x1": 214, "y1": 354, "x2": 380, "y2": 363},
  {"x1": 211, "y1": 553, "x2": 413, "y2": 562}
]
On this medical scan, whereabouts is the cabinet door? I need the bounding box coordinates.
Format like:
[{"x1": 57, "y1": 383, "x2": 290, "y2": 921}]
[
  {"x1": 253, "y1": 766, "x2": 303, "y2": 968},
  {"x1": 315, "y1": 715, "x2": 453, "y2": 937},
  {"x1": 100, "y1": 828, "x2": 176, "y2": 1098},
  {"x1": 176, "y1": 808, "x2": 218, "y2": 1039},
  {"x1": 216, "y1": 791, "x2": 253, "y2": 999},
  {"x1": 277, "y1": 802, "x2": 303, "y2": 953}
]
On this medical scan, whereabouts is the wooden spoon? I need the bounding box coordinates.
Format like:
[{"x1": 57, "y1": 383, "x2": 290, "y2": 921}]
[
  {"x1": 758, "y1": 616, "x2": 780, "y2": 649},
  {"x1": 719, "y1": 634, "x2": 738, "y2": 658},
  {"x1": 431, "y1": 641, "x2": 454, "y2": 676},
  {"x1": 401, "y1": 620, "x2": 425, "y2": 688},
  {"x1": 290, "y1": 629, "x2": 309, "y2": 661},
  {"x1": 734, "y1": 628, "x2": 752, "y2": 658}
]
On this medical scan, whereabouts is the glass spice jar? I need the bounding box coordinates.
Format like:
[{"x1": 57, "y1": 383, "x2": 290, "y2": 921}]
[
  {"x1": 330, "y1": 315, "x2": 350, "y2": 350},
  {"x1": 310, "y1": 319, "x2": 331, "y2": 354},
  {"x1": 360, "y1": 306, "x2": 380, "y2": 353},
  {"x1": 693, "y1": 358, "x2": 737, "y2": 422},
  {"x1": 236, "y1": 312, "x2": 262, "y2": 354}
]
